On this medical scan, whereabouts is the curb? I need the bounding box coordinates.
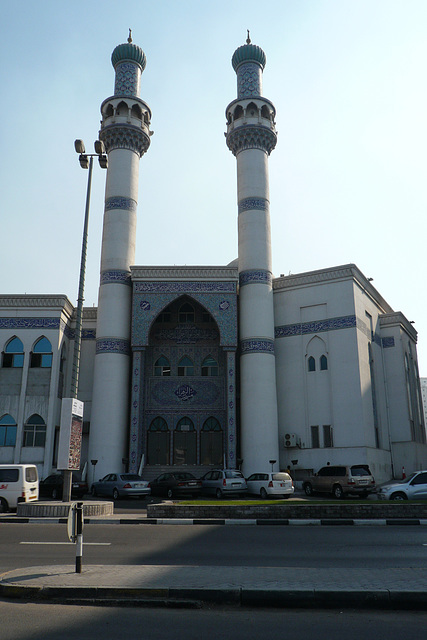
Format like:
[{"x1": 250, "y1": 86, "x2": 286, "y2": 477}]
[
  {"x1": 1, "y1": 516, "x2": 427, "y2": 526},
  {"x1": 1, "y1": 583, "x2": 427, "y2": 609}
]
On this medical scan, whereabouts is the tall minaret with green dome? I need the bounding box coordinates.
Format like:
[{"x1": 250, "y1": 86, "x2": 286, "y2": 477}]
[
  {"x1": 88, "y1": 32, "x2": 152, "y2": 478},
  {"x1": 226, "y1": 33, "x2": 279, "y2": 475}
]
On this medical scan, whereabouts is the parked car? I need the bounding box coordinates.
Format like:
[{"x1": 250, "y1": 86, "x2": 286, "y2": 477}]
[
  {"x1": 91, "y1": 473, "x2": 151, "y2": 500},
  {"x1": 201, "y1": 469, "x2": 247, "y2": 498},
  {"x1": 39, "y1": 473, "x2": 88, "y2": 500},
  {"x1": 376, "y1": 470, "x2": 427, "y2": 500},
  {"x1": 0, "y1": 464, "x2": 39, "y2": 512},
  {"x1": 246, "y1": 471, "x2": 294, "y2": 499},
  {"x1": 149, "y1": 472, "x2": 202, "y2": 499},
  {"x1": 302, "y1": 464, "x2": 376, "y2": 499}
]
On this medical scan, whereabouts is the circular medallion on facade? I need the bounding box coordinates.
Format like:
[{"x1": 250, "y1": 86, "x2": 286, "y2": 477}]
[
  {"x1": 219, "y1": 300, "x2": 230, "y2": 310},
  {"x1": 140, "y1": 300, "x2": 151, "y2": 310}
]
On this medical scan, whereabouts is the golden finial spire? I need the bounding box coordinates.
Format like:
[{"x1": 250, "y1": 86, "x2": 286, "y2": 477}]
[
  {"x1": 128, "y1": 29, "x2": 132, "y2": 43},
  {"x1": 246, "y1": 30, "x2": 251, "y2": 44}
]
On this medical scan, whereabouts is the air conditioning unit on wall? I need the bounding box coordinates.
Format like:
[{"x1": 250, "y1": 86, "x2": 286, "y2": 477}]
[{"x1": 283, "y1": 433, "x2": 299, "y2": 448}]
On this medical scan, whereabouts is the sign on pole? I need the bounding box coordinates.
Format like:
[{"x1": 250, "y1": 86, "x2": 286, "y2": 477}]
[{"x1": 58, "y1": 398, "x2": 84, "y2": 470}]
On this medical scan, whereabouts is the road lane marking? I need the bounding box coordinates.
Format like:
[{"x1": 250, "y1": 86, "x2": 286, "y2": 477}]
[{"x1": 20, "y1": 542, "x2": 111, "y2": 545}]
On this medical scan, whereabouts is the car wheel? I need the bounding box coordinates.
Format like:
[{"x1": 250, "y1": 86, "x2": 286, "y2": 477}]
[
  {"x1": 112, "y1": 488, "x2": 120, "y2": 500},
  {"x1": 260, "y1": 487, "x2": 268, "y2": 500},
  {"x1": 333, "y1": 484, "x2": 344, "y2": 499},
  {"x1": 167, "y1": 488, "x2": 174, "y2": 499},
  {"x1": 304, "y1": 483, "x2": 313, "y2": 496},
  {"x1": 215, "y1": 488, "x2": 223, "y2": 499},
  {"x1": 0, "y1": 498, "x2": 8, "y2": 513},
  {"x1": 390, "y1": 492, "x2": 408, "y2": 501},
  {"x1": 91, "y1": 486, "x2": 97, "y2": 497}
]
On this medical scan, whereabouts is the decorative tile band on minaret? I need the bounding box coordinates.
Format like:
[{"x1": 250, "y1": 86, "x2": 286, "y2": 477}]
[
  {"x1": 88, "y1": 32, "x2": 152, "y2": 479},
  {"x1": 225, "y1": 34, "x2": 280, "y2": 475}
]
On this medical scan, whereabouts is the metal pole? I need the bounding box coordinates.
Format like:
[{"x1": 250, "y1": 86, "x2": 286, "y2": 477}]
[{"x1": 63, "y1": 156, "x2": 93, "y2": 503}]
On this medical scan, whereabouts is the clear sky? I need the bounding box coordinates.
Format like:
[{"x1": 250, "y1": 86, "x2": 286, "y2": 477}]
[{"x1": 1, "y1": 1, "x2": 427, "y2": 369}]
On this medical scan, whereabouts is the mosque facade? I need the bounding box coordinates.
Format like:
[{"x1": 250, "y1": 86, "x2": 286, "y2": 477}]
[{"x1": 1, "y1": 36, "x2": 426, "y2": 487}]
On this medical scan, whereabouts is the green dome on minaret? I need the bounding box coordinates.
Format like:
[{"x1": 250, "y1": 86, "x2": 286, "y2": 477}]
[
  {"x1": 111, "y1": 30, "x2": 146, "y2": 71},
  {"x1": 232, "y1": 31, "x2": 266, "y2": 71}
]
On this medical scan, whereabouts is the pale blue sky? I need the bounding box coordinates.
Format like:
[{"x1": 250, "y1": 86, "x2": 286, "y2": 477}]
[{"x1": 2, "y1": 1, "x2": 427, "y2": 369}]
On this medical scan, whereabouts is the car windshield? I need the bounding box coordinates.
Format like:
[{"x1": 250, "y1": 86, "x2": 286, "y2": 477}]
[{"x1": 224, "y1": 470, "x2": 244, "y2": 478}]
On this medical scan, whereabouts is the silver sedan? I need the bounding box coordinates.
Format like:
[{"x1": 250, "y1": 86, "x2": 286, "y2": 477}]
[{"x1": 91, "y1": 473, "x2": 151, "y2": 500}]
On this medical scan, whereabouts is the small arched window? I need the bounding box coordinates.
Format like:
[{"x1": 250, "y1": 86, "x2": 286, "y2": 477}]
[
  {"x1": 105, "y1": 103, "x2": 114, "y2": 118},
  {"x1": 23, "y1": 414, "x2": 46, "y2": 447},
  {"x1": 0, "y1": 414, "x2": 17, "y2": 446},
  {"x1": 30, "y1": 337, "x2": 52, "y2": 368},
  {"x1": 308, "y1": 356, "x2": 316, "y2": 372},
  {"x1": 179, "y1": 303, "x2": 194, "y2": 323},
  {"x1": 233, "y1": 105, "x2": 244, "y2": 120},
  {"x1": 155, "y1": 306, "x2": 172, "y2": 323},
  {"x1": 320, "y1": 355, "x2": 328, "y2": 371},
  {"x1": 201, "y1": 355, "x2": 218, "y2": 376},
  {"x1": 131, "y1": 104, "x2": 142, "y2": 120},
  {"x1": 3, "y1": 337, "x2": 24, "y2": 368},
  {"x1": 261, "y1": 105, "x2": 270, "y2": 119},
  {"x1": 178, "y1": 356, "x2": 194, "y2": 376},
  {"x1": 116, "y1": 100, "x2": 129, "y2": 116},
  {"x1": 246, "y1": 102, "x2": 258, "y2": 117},
  {"x1": 154, "y1": 356, "x2": 171, "y2": 377}
]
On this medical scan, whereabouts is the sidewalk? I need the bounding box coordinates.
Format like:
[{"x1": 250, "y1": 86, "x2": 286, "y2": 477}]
[{"x1": 1, "y1": 563, "x2": 427, "y2": 609}]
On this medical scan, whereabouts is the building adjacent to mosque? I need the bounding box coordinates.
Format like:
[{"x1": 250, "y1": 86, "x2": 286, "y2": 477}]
[{"x1": 1, "y1": 36, "x2": 426, "y2": 487}]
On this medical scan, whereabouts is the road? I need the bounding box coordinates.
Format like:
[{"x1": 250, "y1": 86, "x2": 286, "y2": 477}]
[
  {"x1": 1, "y1": 522, "x2": 427, "y2": 570},
  {"x1": 1, "y1": 601, "x2": 427, "y2": 640}
]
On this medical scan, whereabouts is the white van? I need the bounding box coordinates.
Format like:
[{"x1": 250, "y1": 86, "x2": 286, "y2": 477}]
[{"x1": 0, "y1": 464, "x2": 39, "y2": 512}]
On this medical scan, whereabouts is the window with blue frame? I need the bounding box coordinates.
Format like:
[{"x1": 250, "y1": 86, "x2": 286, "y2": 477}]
[
  {"x1": 0, "y1": 414, "x2": 17, "y2": 446},
  {"x1": 154, "y1": 355, "x2": 171, "y2": 376},
  {"x1": 178, "y1": 356, "x2": 194, "y2": 376},
  {"x1": 201, "y1": 355, "x2": 218, "y2": 376},
  {"x1": 2, "y1": 337, "x2": 24, "y2": 368},
  {"x1": 30, "y1": 337, "x2": 52, "y2": 368}
]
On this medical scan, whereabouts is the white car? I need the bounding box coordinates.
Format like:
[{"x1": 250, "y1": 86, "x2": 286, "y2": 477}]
[
  {"x1": 246, "y1": 472, "x2": 294, "y2": 499},
  {"x1": 376, "y1": 470, "x2": 427, "y2": 500}
]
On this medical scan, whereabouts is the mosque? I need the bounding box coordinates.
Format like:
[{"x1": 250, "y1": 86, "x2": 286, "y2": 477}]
[{"x1": 1, "y1": 35, "x2": 426, "y2": 486}]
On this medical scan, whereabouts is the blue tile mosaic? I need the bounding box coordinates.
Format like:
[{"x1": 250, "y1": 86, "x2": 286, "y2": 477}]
[
  {"x1": 114, "y1": 62, "x2": 139, "y2": 96},
  {"x1": 132, "y1": 287, "x2": 238, "y2": 347},
  {"x1": 105, "y1": 196, "x2": 137, "y2": 212},
  {"x1": 240, "y1": 338, "x2": 275, "y2": 354},
  {"x1": 238, "y1": 197, "x2": 269, "y2": 214},
  {"x1": 237, "y1": 62, "x2": 261, "y2": 98},
  {"x1": 239, "y1": 270, "x2": 272, "y2": 287},
  {"x1": 96, "y1": 338, "x2": 131, "y2": 355},
  {"x1": 100, "y1": 270, "x2": 132, "y2": 286},
  {"x1": 149, "y1": 378, "x2": 222, "y2": 409},
  {"x1": 382, "y1": 337, "x2": 395, "y2": 348},
  {"x1": 275, "y1": 315, "x2": 357, "y2": 338}
]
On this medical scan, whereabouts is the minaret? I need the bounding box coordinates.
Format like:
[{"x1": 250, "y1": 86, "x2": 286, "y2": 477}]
[
  {"x1": 88, "y1": 32, "x2": 152, "y2": 478},
  {"x1": 226, "y1": 34, "x2": 279, "y2": 474}
]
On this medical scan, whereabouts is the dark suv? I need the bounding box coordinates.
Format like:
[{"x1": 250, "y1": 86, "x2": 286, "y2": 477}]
[{"x1": 303, "y1": 465, "x2": 376, "y2": 499}]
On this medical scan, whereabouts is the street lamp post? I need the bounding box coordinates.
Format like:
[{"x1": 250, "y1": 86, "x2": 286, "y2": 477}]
[{"x1": 62, "y1": 140, "x2": 108, "y2": 503}]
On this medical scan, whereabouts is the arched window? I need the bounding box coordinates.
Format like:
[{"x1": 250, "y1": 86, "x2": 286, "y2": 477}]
[
  {"x1": 105, "y1": 103, "x2": 114, "y2": 118},
  {"x1": 174, "y1": 417, "x2": 196, "y2": 465},
  {"x1": 200, "y1": 417, "x2": 222, "y2": 465},
  {"x1": 178, "y1": 356, "x2": 194, "y2": 376},
  {"x1": 116, "y1": 100, "x2": 129, "y2": 116},
  {"x1": 201, "y1": 355, "x2": 218, "y2": 376},
  {"x1": 30, "y1": 337, "x2": 52, "y2": 368},
  {"x1": 233, "y1": 105, "x2": 244, "y2": 120},
  {"x1": 179, "y1": 303, "x2": 194, "y2": 323},
  {"x1": 261, "y1": 105, "x2": 271, "y2": 119},
  {"x1": 131, "y1": 104, "x2": 142, "y2": 120},
  {"x1": 308, "y1": 356, "x2": 316, "y2": 372},
  {"x1": 155, "y1": 306, "x2": 172, "y2": 323},
  {"x1": 23, "y1": 414, "x2": 46, "y2": 447},
  {"x1": 147, "y1": 417, "x2": 169, "y2": 465},
  {"x1": 0, "y1": 414, "x2": 17, "y2": 446},
  {"x1": 154, "y1": 355, "x2": 171, "y2": 376},
  {"x1": 320, "y1": 355, "x2": 328, "y2": 371},
  {"x1": 246, "y1": 102, "x2": 258, "y2": 117},
  {"x1": 2, "y1": 337, "x2": 24, "y2": 368}
]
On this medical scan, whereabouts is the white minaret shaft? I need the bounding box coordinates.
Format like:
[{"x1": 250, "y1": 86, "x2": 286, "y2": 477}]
[
  {"x1": 88, "y1": 34, "x2": 152, "y2": 478},
  {"x1": 226, "y1": 36, "x2": 279, "y2": 475}
]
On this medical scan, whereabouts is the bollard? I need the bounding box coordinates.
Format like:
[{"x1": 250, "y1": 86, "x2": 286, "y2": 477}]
[{"x1": 75, "y1": 502, "x2": 83, "y2": 573}]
